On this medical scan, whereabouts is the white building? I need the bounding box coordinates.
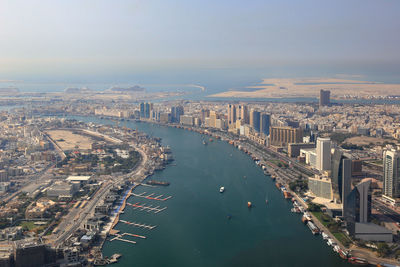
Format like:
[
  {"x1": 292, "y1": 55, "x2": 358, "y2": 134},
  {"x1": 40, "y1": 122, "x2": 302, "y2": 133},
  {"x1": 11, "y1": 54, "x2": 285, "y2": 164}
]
[
  {"x1": 316, "y1": 137, "x2": 331, "y2": 171},
  {"x1": 383, "y1": 149, "x2": 400, "y2": 200}
]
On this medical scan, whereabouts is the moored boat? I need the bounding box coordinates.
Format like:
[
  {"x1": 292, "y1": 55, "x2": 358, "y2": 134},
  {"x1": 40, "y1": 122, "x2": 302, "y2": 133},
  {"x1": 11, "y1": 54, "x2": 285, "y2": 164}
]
[{"x1": 347, "y1": 257, "x2": 368, "y2": 266}]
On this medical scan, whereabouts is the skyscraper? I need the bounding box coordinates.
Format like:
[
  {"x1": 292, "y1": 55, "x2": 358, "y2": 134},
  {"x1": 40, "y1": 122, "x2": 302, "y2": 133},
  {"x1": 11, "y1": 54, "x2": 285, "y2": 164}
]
[
  {"x1": 236, "y1": 105, "x2": 248, "y2": 124},
  {"x1": 342, "y1": 158, "x2": 352, "y2": 213},
  {"x1": 171, "y1": 105, "x2": 184, "y2": 123},
  {"x1": 316, "y1": 137, "x2": 331, "y2": 171},
  {"x1": 251, "y1": 110, "x2": 260, "y2": 132},
  {"x1": 319, "y1": 89, "x2": 330, "y2": 107},
  {"x1": 343, "y1": 179, "x2": 371, "y2": 236},
  {"x1": 228, "y1": 104, "x2": 236, "y2": 127},
  {"x1": 139, "y1": 102, "x2": 145, "y2": 118},
  {"x1": 144, "y1": 102, "x2": 153, "y2": 119},
  {"x1": 331, "y1": 148, "x2": 346, "y2": 202},
  {"x1": 260, "y1": 113, "x2": 271, "y2": 136},
  {"x1": 383, "y1": 149, "x2": 400, "y2": 199}
]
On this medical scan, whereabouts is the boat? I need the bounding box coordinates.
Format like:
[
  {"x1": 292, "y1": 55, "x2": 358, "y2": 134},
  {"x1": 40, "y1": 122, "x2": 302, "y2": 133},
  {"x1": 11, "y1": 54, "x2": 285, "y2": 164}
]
[
  {"x1": 327, "y1": 238, "x2": 336, "y2": 246},
  {"x1": 220, "y1": 186, "x2": 225, "y2": 193},
  {"x1": 307, "y1": 221, "x2": 320, "y2": 235},
  {"x1": 321, "y1": 232, "x2": 329, "y2": 240},
  {"x1": 347, "y1": 257, "x2": 368, "y2": 266},
  {"x1": 145, "y1": 180, "x2": 170, "y2": 186},
  {"x1": 202, "y1": 140, "x2": 207, "y2": 145},
  {"x1": 338, "y1": 249, "x2": 349, "y2": 260},
  {"x1": 247, "y1": 201, "x2": 252, "y2": 208}
]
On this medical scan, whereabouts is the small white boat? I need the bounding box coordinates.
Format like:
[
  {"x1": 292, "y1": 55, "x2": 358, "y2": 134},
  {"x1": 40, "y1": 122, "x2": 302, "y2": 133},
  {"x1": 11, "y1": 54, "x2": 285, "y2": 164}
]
[{"x1": 220, "y1": 186, "x2": 225, "y2": 193}]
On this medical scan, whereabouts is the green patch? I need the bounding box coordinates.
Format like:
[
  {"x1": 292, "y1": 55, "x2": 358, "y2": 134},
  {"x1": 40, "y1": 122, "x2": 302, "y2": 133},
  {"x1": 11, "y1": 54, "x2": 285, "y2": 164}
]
[{"x1": 312, "y1": 212, "x2": 352, "y2": 248}]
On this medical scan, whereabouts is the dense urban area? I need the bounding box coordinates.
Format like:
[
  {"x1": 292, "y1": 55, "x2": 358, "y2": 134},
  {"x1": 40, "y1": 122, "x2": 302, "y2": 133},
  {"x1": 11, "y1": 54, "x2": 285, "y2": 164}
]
[{"x1": 0, "y1": 88, "x2": 400, "y2": 266}]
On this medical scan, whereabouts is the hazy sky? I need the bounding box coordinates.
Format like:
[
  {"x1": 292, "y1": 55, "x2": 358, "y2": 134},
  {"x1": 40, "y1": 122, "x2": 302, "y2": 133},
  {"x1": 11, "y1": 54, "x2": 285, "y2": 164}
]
[{"x1": 1, "y1": 0, "x2": 400, "y2": 80}]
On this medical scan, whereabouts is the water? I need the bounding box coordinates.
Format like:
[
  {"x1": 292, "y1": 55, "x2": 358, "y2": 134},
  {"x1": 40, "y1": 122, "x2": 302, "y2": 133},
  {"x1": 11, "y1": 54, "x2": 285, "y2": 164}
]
[{"x1": 68, "y1": 116, "x2": 350, "y2": 267}]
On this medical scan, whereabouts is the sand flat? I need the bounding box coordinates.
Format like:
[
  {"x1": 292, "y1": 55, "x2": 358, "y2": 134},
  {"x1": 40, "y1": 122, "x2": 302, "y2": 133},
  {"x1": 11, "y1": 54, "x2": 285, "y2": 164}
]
[{"x1": 46, "y1": 130, "x2": 94, "y2": 150}]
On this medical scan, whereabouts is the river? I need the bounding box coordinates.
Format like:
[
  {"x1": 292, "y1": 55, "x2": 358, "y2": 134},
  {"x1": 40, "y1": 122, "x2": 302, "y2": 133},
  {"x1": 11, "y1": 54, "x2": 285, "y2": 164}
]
[{"x1": 68, "y1": 115, "x2": 350, "y2": 267}]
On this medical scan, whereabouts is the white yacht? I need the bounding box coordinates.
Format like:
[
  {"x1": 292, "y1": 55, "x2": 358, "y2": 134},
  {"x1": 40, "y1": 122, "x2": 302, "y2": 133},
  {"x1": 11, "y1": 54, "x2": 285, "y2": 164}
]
[{"x1": 219, "y1": 186, "x2": 225, "y2": 193}]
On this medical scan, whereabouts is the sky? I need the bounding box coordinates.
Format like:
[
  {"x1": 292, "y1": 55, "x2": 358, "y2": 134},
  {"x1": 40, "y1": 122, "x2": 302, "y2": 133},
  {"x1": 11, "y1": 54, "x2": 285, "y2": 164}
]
[{"x1": 0, "y1": 0, "x2": 400, "y2": 84}]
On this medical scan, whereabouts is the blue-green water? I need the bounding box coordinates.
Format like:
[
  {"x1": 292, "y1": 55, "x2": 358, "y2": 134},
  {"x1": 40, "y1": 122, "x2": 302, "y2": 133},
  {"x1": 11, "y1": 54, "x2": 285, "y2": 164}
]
[{"x1": 70, "y1": 116, "x2": 350, "y2": 267}]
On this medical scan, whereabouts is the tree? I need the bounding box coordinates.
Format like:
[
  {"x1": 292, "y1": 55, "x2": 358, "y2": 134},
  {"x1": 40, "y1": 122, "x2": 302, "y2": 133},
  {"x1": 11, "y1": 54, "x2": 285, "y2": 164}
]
[{"x1": 377, "y1": 242, "x2": 391, "y2": 257}]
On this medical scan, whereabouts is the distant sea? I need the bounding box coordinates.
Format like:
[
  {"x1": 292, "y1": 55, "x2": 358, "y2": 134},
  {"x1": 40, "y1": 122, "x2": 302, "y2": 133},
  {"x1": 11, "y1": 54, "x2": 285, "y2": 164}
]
[{"x1": 1, "y1": 66, "x2": 400, "y2": 103}]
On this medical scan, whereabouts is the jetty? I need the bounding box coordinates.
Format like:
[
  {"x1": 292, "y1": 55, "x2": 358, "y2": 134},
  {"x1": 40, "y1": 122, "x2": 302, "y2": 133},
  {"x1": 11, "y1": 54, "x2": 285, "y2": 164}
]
[
  {"x1": 119, "y1": 219, "x2": 157, "y2": 230},
  {"x1": 126, "y1": 202, "x2": 167, "y2": 213},
  {"x1": 131, "y1": 192, "x2": 172, "y2": 201}
]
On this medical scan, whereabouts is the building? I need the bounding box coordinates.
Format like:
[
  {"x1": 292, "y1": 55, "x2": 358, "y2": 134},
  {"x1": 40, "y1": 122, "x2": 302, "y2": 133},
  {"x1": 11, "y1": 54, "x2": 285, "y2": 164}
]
[
  {"x1": 331, "y1": 148, "x2": 346, "y2": 203},
  {"x1": 66, "y1": 175, "x2": 92, "y2": 186},
  {"x1": 250, "y1": 110, "x2": 260, "y2": 132},
  {"x1": 228, "y1": 104, "x2": 236, "y2": 127},
  {"x1": 308, "y1": 175, "x2": 332, "y2": 200},
  {"x1": 201, "y1": 109, "x2": 210, "y2": 123},
  {"x1": 300, "y1": 148, "x2": 317, "y2": 168},
  {"x1": 316, "y1": 137, "x2": 331, "y2": 172},
  {"x1": 343, "y1": 179, "x2": 392, "y2": 242},
  {"x1": 0, "y1": 170, "x2": 8, "y2": 182},
  {"x1": 269, "y1": 126, "x2": 302, "y2": 146},
  {"x1": 208, "y1": 111, "x2": 217, "y2": 128},
  {"x1": 180, "y1": 115, "x2": 194, "y2": 126},
  {"x1": 171, "y1": 105, "x2": 184, "y2": 123},
  {"x1": 159, "y1": 113, "x2": 171, "y2": 123},
  {"x1": 383, "y1": 149, "x2": 400, "y2": 200},
  {"x1": 46, "y1": 181, "x2": 79, "y2": 198},
  {"x1": 139, "y1": 102, "x2": 145, "y2": 118},
  {"x1": 237, "y1": 105, "x2": 248, "y2": 123},
  {"x1": 13, "y1": 242, "x2": 47, "y2": 267},
  {"x1": 260, "y1": 113, "x2": 271, "y2": 136},
  {"x1": 288, "y1": 143, "x2": 315, "y2": 158},
  {"x1": 319, "y1": 89, "x2": 330, "y2": 106}
]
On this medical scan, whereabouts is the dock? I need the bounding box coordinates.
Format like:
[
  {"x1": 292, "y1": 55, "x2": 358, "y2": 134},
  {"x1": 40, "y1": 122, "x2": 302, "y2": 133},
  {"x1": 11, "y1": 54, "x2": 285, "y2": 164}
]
[
  {"x1": 131, "y1": 191, "x2": 172, "y2": 201},
  {"x1": 127, "y1": 202, "x2": 167, "y2": 213},
  {"x1": 120, "y1": 219, "x2": 157, "y2": 230}
]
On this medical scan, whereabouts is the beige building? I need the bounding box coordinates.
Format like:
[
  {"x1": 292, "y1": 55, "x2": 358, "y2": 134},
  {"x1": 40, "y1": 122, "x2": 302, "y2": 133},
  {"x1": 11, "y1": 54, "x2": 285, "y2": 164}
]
[{"x1": 269, "y1": 126, "x2": 302, "y2": 146}]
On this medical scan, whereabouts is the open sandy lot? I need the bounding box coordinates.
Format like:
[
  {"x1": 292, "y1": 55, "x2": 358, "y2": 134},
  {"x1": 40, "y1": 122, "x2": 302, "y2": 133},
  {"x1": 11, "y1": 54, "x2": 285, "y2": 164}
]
[
  {"x1": 344, "y1": 136, "x2": 387, "y2": 146},
  {"x1": 208, "y1": 78, "x2": 400, "y2": 99},
  {"x1": 46, "y1": 130, "x2": 94, "y2": 150}
]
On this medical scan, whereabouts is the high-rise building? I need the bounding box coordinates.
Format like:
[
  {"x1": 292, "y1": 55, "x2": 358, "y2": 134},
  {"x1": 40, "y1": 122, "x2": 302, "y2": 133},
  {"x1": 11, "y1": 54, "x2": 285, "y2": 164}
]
[
  {"x1": 383, "y1": 149, "x2": 400, "y2": 199},
  {"x1": 269, "y1": 126, "x2": 302, "y2": 146},
  {"x1": 236, "y1": 105, "x2": 248, "y2": 124},
  {"x1": 331, "y1": 148, "x2": 346, "y2": 202},
  {"x1": 251, "y1": 110, "x2": 260, "y2": 132},
  {"x1": 319, "y1": 89, "x2": 330, "y2": 106},
  {"x1": 343, "y1": 175, "x2": 392, "y2": 242},
  {"x1": 343, "y1": 179, "x2": 371, "y2": 235},
  {"x1": 260, "y1": 113, "x2": 271, "y2": 136},
  {"x1": 208, "y1": 111, "x2": 217, "y2": 128},
  {"x1": 316, "y1": 137, "x2": 331, "y2": 171},
  {"x1": 171, "y1": 105, "x2": 184, "y2": 123},
  {"x1": 140, "y1": 102, "x2": 152, "y2": 119},
  {"x1": 228, "y1": 104, "x2": 236, "y2": 127},
  {"x1": 139, "y1": 102, "x2": 145, "y2": 118},
  {"x1": 201, "y1": 109, "x2": 210, "y2": 124}
]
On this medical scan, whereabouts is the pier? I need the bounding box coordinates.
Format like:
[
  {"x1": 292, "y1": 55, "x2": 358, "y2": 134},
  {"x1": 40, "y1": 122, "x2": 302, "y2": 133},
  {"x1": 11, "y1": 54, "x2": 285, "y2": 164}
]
[
  {"x1": 120, "y1": 219, "x2": 157, "y2": 230},
  {"x1": 131, "y1": 191, "x2": 172, "y2": 201},
  {"x1": 127, "y1": 202, "x2": 167, "y2": 213}
]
